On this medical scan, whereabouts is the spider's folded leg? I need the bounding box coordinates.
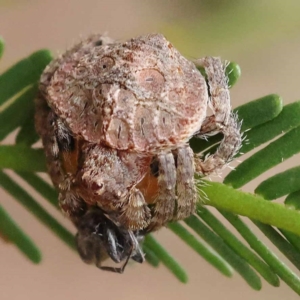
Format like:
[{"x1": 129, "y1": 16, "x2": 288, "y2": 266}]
[
  {"x1": 148, "y1": 151, "x2": 177, "y2": 230},
  {"x1": 173, "y1": 145, "x2": 197, "y2": 220},
  {"x1": 194, "y1": 57, "x2": 242, "y2": 176}
]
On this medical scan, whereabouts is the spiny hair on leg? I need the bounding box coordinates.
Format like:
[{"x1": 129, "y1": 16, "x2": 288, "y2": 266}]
[{"x1": 194, "y1": 177, "x2": 209, "y2": 204}]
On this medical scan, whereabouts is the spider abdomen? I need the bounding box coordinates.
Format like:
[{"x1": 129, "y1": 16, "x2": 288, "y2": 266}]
[{"x1": 46, "y1": 34, "x2": 208, "y2": 152}]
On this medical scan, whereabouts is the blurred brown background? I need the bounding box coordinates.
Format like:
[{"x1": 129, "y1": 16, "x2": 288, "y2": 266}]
[{"x1": 1, "y1": 1, "x2": 300, "y2": 299}]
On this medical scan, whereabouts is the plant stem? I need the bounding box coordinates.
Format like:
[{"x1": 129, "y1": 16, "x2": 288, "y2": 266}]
[{"x1": 201, "y1": 181, "x2": 300, "y2": 236}]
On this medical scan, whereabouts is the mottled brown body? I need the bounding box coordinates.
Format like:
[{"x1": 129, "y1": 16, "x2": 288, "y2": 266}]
[
  {"x1": 35, "y1": 33, "x2": 242, "y2": 271},
  {"x1": 44, "y1": 34, "x2": 208, "y2": 152}
]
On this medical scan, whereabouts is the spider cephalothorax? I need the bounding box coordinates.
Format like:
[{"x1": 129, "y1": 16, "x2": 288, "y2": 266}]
[{"x1": 35, "y1": 33, "x2": 241, "y2": 271}]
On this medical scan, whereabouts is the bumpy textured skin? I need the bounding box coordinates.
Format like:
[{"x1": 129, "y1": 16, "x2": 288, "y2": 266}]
[
  {"x1": 44, "y1": 34, "x2": 208, "y2": 152},
  {"x1": 35, "y1": 33, "x2": 242, "y2": 270}
]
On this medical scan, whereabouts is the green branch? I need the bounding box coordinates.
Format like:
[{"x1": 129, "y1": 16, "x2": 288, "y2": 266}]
[{"x1": 202, "y1": 181, "x2": 300, "y2": 236}]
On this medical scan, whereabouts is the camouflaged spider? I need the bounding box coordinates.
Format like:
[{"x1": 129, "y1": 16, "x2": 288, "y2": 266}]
[{"x1": 35, "y1": 33, "x2": 241, "y2": 271}]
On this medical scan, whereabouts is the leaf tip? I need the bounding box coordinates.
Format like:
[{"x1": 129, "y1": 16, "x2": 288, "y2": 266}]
[
  {"x1": 285, "y1": 190, "x2": 300, "y2": 210},
  {"x1": 226, "y1": 61, "x2": 241, "y2": 87}
]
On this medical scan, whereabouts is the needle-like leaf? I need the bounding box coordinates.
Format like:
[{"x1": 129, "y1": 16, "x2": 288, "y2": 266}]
[
  {"x1": 197, "y1": 207, "x2": 279, "y2": 286},
  {"x1": 0, "y1": 145, "x2": 46, "y2": 172},
  {"x1": 143, "y1": 244, "x2": 160, "y2": 267},
  {"x1": 253, "y1": 221, "x2": 300, "y2": 271},
  {"x1": 168, "y1": 222, "x2": 233, "y2": 277},
  {"x1": 0, "y1": 37, "x2": 4, "y2": 60},
  {"x1": 185, "y1": 215, "x2": 262, "y2": 290},
  {"x1": 220, "y1": 210, "x2": 300, "y2": 295},
  {"x1": 0, "y1": 50, "x2": 52, "y2": 105},
  {"x1": 0, "y1": 171, "x2": 75, "y2": 251},
  {"x1": 16, "y1": 108, "x2": 40, "y2": 146},
  {"x1": 15, "y1": 171, "x2": 59, "y2": 209},
  {"x1": 0, "y1": 85, "x2": 38, "y2": 141},
  {"x1": 255, "y1": 167, "x2": 300, "y2": 200},
  {"x1": 143, "y1": 235, "x2": 188, "y2": 283},
  {"x1": 239, "y1": 101, "x2": 300, "y2": 156},
  {"x1": 285, "y1": 191, "x2": 300, "y2": 209},
  {"x1": 0, "y1": 205, "x2": 41, "y2": 263},
  {"x1": 224, "y1": 126, "x2": 300, "y2": 188}
]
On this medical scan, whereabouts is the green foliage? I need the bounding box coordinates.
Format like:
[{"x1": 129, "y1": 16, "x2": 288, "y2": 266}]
[
  {"x1": 0, "y1": 37, "x2": 4, "y2": 60},
  {"x1": 255, "y1": 167, "x2": 300, "y2": 200},
  {"x1": 0, "y1": 49, "x2": 52, "y2": 105},
  {"x1": 168, "y1": 221, "x2": 233, "y2": 277},
  {"x1": 0, "y1": 171, "x2": 75, "y2": 251},
  {"x1": 2, "y1": 38, "x2": 300, "y2": 296},
  {"x1": 144, "y1": 235, "x2": 188, "y2": 283},
  {"x1": 0, "y1": 145, "x2": 46, "y2": 171},
  {"x1": 225, "y1": 127, "x2": 300, "y2": 188},
  {"x1": 0, "y1": 205, "x2": 41, "y2": 263},
  {"x1": 285, "y1": 191, "x2": 300, "y2": 209}
]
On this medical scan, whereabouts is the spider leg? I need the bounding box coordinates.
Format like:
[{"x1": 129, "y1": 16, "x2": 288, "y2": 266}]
[
  {"x1": 96, "y1": 230, "x2": 142, "y2": 274},
  {"x1": 97, "y1": 261, "x2": 129, "y2": 274},
  {"x1": 106, "y1": 228, "x2": 122, "y2": 263},
  {"x1": 196, "y1": 115, "x2": 219, "y2": 136},
  {"x1": 76, "y1": 209, "x2": 142, "y2": 274},
  {"x1": 50, "y1": 116, "x2": 88, "y2": 225},
  {"x1": 35, "y1": 97, "x2": 88, "y2": 225},
  {"x1": 149, "y1": 151, "x2": 177, "y2": 230},
  {"x1": 127, "y1": 230, "x2": 145, "y2": 264},
  {"x1": 194, "y1": 57, "x2": 242, "y2": 175},
  {"x1": 95, "y1": 228, "x2": 126, "y2": 274},
  {"x1": 119, "y1": 188, "x2": 151, "y2": 230},
  {"x1": 173, "y1": 145, "x2": 197, "y2": 220}
]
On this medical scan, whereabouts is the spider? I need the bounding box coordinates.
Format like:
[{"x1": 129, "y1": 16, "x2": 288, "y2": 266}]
[
  {"x1": 35, "y1": 33, "x2": 241, "y2": 271},
  {"x1": 35, "y1": 97, "x2": 148, "y2": 271}
]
